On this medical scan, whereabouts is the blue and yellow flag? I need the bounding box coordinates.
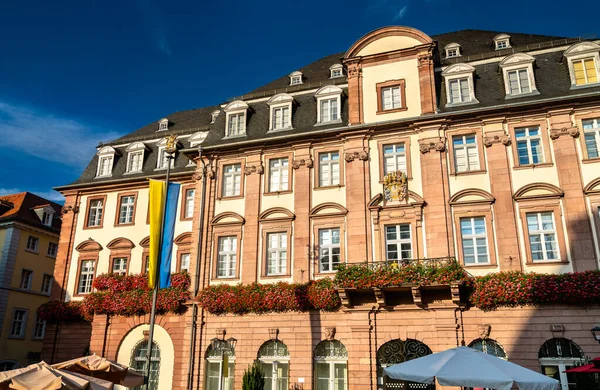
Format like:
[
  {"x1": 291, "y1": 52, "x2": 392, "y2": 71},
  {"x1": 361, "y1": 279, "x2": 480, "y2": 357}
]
[{"x1": 148, "y1": 180, "x2": 181, "y2": 289}]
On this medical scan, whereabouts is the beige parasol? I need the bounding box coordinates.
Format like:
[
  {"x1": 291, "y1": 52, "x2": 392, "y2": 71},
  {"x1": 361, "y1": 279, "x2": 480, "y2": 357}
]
[
  {"x1": 52, "y1": 355, "x2": 144, "y2": 388},
  {"x1": 0, "y1": 362, "x2": 114, "y2": 390}
]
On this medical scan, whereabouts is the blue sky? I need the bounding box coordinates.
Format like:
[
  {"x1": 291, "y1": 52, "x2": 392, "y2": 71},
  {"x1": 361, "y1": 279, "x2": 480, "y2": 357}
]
[{"x1": 0, "y1": 0, "x2": 598, "y2": 202}]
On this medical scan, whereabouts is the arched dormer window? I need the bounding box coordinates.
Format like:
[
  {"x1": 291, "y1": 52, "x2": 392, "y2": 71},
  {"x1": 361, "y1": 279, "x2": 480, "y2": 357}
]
[
  {"x1": 500, "y1": 53, "x2": 539, "y2": 98},
  {"x1": 444, "y1": 42, "x2": 461, "y2": 58},
  {"x1": 493, "y1": 34, "x2": 511, "y2": 50},
  {"x1": 155, "y1": 138, "x2": 177, "y2": 170},
  {"x1": 289, "y1": 71, "x2": 303, "y2": 86},
  {"x1": 564, "y1": 41, "x2": 600, "y2": 88},
  {"x1": 223, "y1": 100, "x2": 248, "y2": 138},
  {"x1": 441, "y1": 64, "x2": 479, "y2": 107},
  {"x1": 158, "y1": 118, "x2": 169, "y2": 131},
  {"x1": 96, "y1": 146, "x2": 117, "y2": 178},
  {"x1": 315, "y1": 86, "x2": 343, "y2": 125},
  {"x1": 267, "y1": 93, "x2": 294, "y2": 131},
  {"x1": 330, "y1": 64, "x2": 344, "y2": 78},
  {"x1": 125, "y1": 142, "x2": 147, "y2": 173}
]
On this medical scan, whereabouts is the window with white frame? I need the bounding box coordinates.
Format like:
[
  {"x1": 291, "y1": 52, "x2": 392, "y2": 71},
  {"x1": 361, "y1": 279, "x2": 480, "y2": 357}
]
[
  {"x1": 132, "y1": 341, "x2": 161, "y2": 390},
  {"x1": 385, "y1": 224, "x2": 412, "y2": 261},
  {"x1": 97, "y1": 155, "x2": 113, "y2": 177},
  {"x1": 158, "y1": 118, "x2": 169, "y2": 131},
  {"x1": 573, "y1": 58, "x2": 598, "y2": 86},
  {"x1": 78, "y1": 260, "x2": 95, "y2": 294},
  {"x1": 289, "y1": 71, "x2": 303, "y2": 85},
  {"x1": 221, "y1": 164, "x2": 242, "y2": 197},
  {"x1": 507, "y1": 69, "x2": 531, "y2": 95},
  {"x1": 267, "y1": 94, "x2": 294, "y2": 132},
  {"x1": 314, "y1": 340, "x2": 348, "y2": 390},
  {"x1": 227, "y1": 113, "x2": 246, "y2": 137},
  {"x1": 217, "y1": 236, "x2": 237, "y2": 278},
  {"x1": 319, "y1": 98, "x2": 339, "y2": 123},
  {"x1": 156, "y1": 146, "x2": 175, "y2": 170},
  {"x1": 272, "y1": 106, "x2": 290, "y2": 130},
  {"x1": 449, "y1": 78, "x2": 471, "y2": 104},
  {"x1": 42, "y1": 211, "x2": 53, "y2": 226},
  {"x1": 318, "y1": 228, "x2": 341, "y2": 272},
  {"x1": 564, "y1": 42, "x2": 600, "y2": 88},
  {"x1": 180, "y1": 253, "x2": 190, "y2": 272},
  {"x1": 444, "y1": 43, "x2": 461, "y2": 58},
  {"x1": 383, "y1": 143, "x2": 407, "y2": 175},
  {"x1": 206, "y1": 343, "x2": 235, "y2": 390},
  {"x1": 41, "y1": 274, "x2": 53, "y2": 294},
  {"x1": 583, "y1": 118, "x2": 600, "y2": 158},
  {"x1": 127, "y1": 150, "x2": 144, "y2": 173},
  {"x1": 494, "y1": 34, "x2": 511, "y2": 50},
  {"x1": 258, "y1": 341, "x2": 290, "y2": 390},
  {"x1": 10, "y1": 309, "x2": 27, "y2": 338},
  {"x1": 499, "y1": 54, "x2": 538, "y2": 98},
  {"x1": 381, "y1": 86, "x2": 402, "y2": 110},
  {"x1": 47, "y1": 242, "x2": 58, "y2": 258},
  {"x1": 26, "y1": 236, "x2": 39, "y2": 252},
  {"x1": 20, "y1": 269, "x2": 33, "y2": 290},
  {"x1": 452, "y1": 134, "x2": 480, "y2": 172},
  {"x1": 266, "y1": 232, "x2": 287, "y2": 275},
  {"x1": 118, "y1": 195, "x2": 135, "y2": 224},
  {"x1": 184, "y1": 188, "x2": 195, "y2": 218},
  {"x1": 442, "y1": 64, "x2": 478, "y2": 107},
  {"x1": 318, "y1": 152, "x2": 340, "y2": 187},
  {"x1": 515, "y1": 126, "x2": 543, "y2": 165},
  {"x1": 539, "y1": 338, "x2": 584, "y2": 390},
  {"x1": 330, "y1": 64, "x2": 343, "y2": 78},
  {"x1": 112, "y1": 257, "x2": 127, "y2": 275},
  {"x1": 315, "y1": 86, "x2": 343, "y2": 124},
  {"x1": 526, "y1": 212, "x2": 559, "y2": 262},
  {"x1": 460, "y1": 217, "x2": 489, "y2": 264},
  {"x1": 87, "y1": 199, "x2": 104, "y2": 227},
  {"x1": 496, "y1": 40, "x2": 508, "y2": 50},
  {"x1": 268, "y1": 158, "x2": 289, "y2": 192},
  {"x1": 33, "y1": 315, "x2": 46, "y2": 339}
]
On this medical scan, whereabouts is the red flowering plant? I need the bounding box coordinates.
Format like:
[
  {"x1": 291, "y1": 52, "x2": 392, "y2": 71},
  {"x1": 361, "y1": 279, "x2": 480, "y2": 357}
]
[{"x1": 37, "y1": 300, "x2": 89, "y2": 322}]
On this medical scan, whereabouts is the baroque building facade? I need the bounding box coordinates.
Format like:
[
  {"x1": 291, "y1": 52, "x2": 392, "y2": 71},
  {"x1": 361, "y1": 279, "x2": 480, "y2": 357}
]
[{"x1": 46, "y1": 26, "x2": 600, "y2": 390}]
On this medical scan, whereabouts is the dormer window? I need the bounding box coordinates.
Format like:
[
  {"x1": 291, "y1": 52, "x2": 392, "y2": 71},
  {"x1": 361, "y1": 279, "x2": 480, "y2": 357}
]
[
  {"x1": 267, "y1": 93, "x2": 294, "y2": 131},
  {"x1": 158, "y1": 118, "x2": 169, "y2": 131},
  {"x1": 125, "y1": 142, "x2": 147, "y2": 173},
  {"x1": 289, "y1": 71, "x2": 303, "y2": 86},
  {"x1": 42, "y1": 212, "x2": 53, "y2": 226},
  {"x1": 564, "y1": 42, "x2": 600, "y2": 88},
  {"x1": 223, "y1": 100, "x2": 249, "y2": 138},
  {"x1": 314, "y1": 85, "x2": 343, "y2": 124},
  {"x1": 188, "y1": 131, "x2": 209, "y2": 166},
  {"x1": 330, "y1": 64, "x2": 343, "y2": 78},
  {"x1": 210, "y1": 110, "x2": 220, "y2": 124},
  {"x1": 442, "y1": 64, "x2": 479, "y2": 107},
  {"x1": 493, "y1": 34, "x2": 511, "y2": 50},
  {"x1": 95, "y1": 146, "x2": 116, "y2": 178},
  {"x1": 444, "y1": 43, "x2": 461, "y2": 58},
  {"x1": 33, "y1": 205, "x2": 55, "y2": 227},
  {"x1": 156, "y1": 138, "x2": 177, "y2": 170},
  {"x1": 500, "y1": 53, "x2": 539, "y2": 98}
]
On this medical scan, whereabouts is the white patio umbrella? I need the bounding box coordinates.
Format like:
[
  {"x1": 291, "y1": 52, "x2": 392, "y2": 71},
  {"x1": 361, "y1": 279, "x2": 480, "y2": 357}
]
[{"x1": 384, "y1": 346, "x2": 559, "y2": 390}]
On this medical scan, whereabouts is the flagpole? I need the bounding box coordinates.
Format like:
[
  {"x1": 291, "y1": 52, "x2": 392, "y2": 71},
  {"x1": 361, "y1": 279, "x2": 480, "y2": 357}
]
[{"x1": 146, "y1": 140, "x2": 175, "y2": 389}]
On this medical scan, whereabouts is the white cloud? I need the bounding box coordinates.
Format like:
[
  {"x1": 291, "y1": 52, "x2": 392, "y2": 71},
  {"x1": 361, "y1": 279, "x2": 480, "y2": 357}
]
[
  {"x1": 0, "y1": 101, "x2": 121, "y2": 169},
  {"x1": 0, "y1": 188, "x2": 65, "y2": 203},
  {"x1": 394, "y1": 5, "x2": 409, "y2": 20}
]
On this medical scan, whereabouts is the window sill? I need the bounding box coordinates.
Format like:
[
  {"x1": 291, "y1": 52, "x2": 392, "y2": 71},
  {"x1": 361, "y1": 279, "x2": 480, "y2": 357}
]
[
  {"x1": 261, "y1": 274, "x2": 292, "y2": 279},
  {"x1": 123, "y1": 171, "x2": 144, "y2": 175},
  {"x1": 82, "y1": 225, "x2": 103, "y2": 230},
  {"x1": 114, "y1": 222, "x2": 135, "y2": 228},
  {"x1": 24, "y1": 249, "x2": 39, "y2": 255},
  {"x1": 7, "y1": 335, "x2": 25, "y2": 340},
  {"x1": 505, "y1": 90, "x2": 540, "y2": 100},
  {"x1": 582, "y1": 157, "x2": 600, "y2": 164},
  {"x1": 314, "y1": 184, "x2": 344, "y2": 191},
  {"x1": 223, "y1": 134, "x2": 247, "y2": 140},
  {"x1": 444, "y1": 99, "x2": 480, "y2": 108},
  {"x1": 462, "y1": 263, "x2": 497, "y2": 269},
  {"x1": 267, "y1": 127, "x2": 294, "y2": 134},
  {"x1": 513, "y1": 162, "x2": 553, "y2": 170},
  {"x1": 376, "y1": 107, "x2": 408, "y2": 115},
  {"x1": 212, "y1": 277, "x2": 240, "y2": 282},
  {"x1": 73, "y1": 292, "x2": 91, "y2": 298},
  {"x1": 94, "y1": 175, "x2": 113, "y2": 179},
  {"x1": 217, "y1": 195, "x2": 244, "y2": 201},
  {"x1": 570, "y1": 82, "x2": 600, "y2": 90},
  {"x1": 154, "y1": 167, "x2": 174, "y2": 172},
  {"x1": 450, "y1": 169, "x2": 487, "y2": 177},
  {"x1": 314, "y1": 119, "x2": 343, "y2": 127},
  {"x1": 315, "y1": 270, "x2": 339, "y2": 277},
  {"x1": 263, "y1": 190, "x2": 293, "y2": 196},
  {"x1": 526, "y1": 260, "x2": 569, "y2": 266},
  {"x1": 46, "y1": 255, "x2": 57, "y2": 260}
]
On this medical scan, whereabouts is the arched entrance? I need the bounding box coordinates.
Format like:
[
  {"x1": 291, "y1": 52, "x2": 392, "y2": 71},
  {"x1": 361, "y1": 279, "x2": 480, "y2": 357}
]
[{"x1": 377, "y1": 339, "x2": 435, "y2": 390}]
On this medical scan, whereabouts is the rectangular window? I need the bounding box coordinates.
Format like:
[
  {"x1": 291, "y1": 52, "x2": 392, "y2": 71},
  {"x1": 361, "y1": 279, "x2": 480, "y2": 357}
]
[
  {"x1": 266, "y1": 232, "x2": 287, "y2": 275},
  {"x1": 449, "y1": 78, "x2": 471, "y2": 104},
  {"x1": 319, "y1": 228, "x2": 341, "y2": 272},
  {"x1": 507, "y1": 69, "x2": 531, "y2": 95},
  {"x1": 20, "y1": 269, "x2": 33, "y2": 290},
  {"x1": 217, "y1": 236, "x2": 237, "y2": 278},
  {"x1": 227, "y1": 113, "x2": 246, "y2": 136},
  {"x1": 453, "y1": 134, "x2": 480, "y2": 172},
  {"x1": 112, "y1": 257, "x2": 127, "y2": 275},
  {"x1": 460, "y1": 217, "x2": 489, "y2": 264},
  {"x1": 381, "y1": 86, "x2": 402, "y2": 110},
  {"x1": 97, "y1": 156, "x2": 112, "y2": 177},
  {"x1": 10, "y1": 309, "x2": 27, "y2": 338},
  {"x1": 320, "y1": 98, "x2": 339, "y2": 123},
  {"x1": 77, "y1": 260, "x2": 95, "y2": 294},
  {"x1": 268, "y1": 158, "x2": 289, "y2": 192},
  {"x1": 26, "y1": 236, "x2": 39, "y2": 252},
  {"x1": 583, "y1": 118, "x2": 600, "y2": 159},
  {"x1": 33, "y1": 315, "x2": 46, "y2": 339},
  {"x1": 385, "y1": 224, "x2": 412, "y2": 261},
  {"x1": 42, "y1": 212, "x2": 52, "y2": 226},
  {"x1": 318, "y1": 152, "x2": 340, "y2": 187},
  {"x1": 87, "y1": 199, "x2": 104, "y2": 227},
  {"x1": 127, "y1": 151, "x2": 144, "y2": 172},
  {"x1": 41, "y1": 274, "x2": 53, "y2": 294},
  {"x1": 180, "y1": 253, "x2": 190, "y2": 272},
  {"x1": 144, "y1": 255, "x2": 150, "y2": 274},
  {"x1": 527, "y1": 212, "x2": 559, "y2": 262},
  {"x1": 272, "y1": 106, "x2": 290, "y2": 130},
  {"x1": 331, "y1": 69, "x2": 342, "y2": 78},
  {"x1": 47, "y1": 242, "x2": 58, "y2": 257},
  {"x1": 118, "y1": 195, "x2": 135, "y2": 224},
  {"x1": 383, "y1": 144, "x2": 407, "y2": 175},
  {"x1": 156, "y1": 147, "x2": 174, "y2": 170},
  {"x1": 222, "y1": 164, "x2": 242, "y2": 197},
  {"x1": 446, "y1": 48, "x2": 458, "y2": 58},
  {"x1": 515, "y1": 126, "x2": 543, "y2": 165},
  {"x1": 184, "y1": 189, "x2": 195, "y2": 219},
  {"x1": 573, "y1": 58, "x2": 598, "y2": 85}
]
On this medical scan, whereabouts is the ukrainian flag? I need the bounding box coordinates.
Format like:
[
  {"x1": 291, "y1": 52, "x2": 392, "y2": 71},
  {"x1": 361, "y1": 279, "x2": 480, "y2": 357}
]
[{"x1": 149, "y1": 180, "x2": 181, "y2": 289}]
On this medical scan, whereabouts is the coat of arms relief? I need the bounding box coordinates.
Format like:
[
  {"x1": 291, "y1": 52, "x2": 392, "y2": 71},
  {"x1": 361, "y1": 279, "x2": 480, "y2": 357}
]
[{"x1": 383, "y1": 170, "x2": 408, "y2": 203}]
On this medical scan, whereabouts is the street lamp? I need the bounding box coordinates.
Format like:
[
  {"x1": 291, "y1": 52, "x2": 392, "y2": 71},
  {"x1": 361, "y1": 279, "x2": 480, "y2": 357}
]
[{"x1": 591, "y1": 326, "x2": 600, "y2": 343}]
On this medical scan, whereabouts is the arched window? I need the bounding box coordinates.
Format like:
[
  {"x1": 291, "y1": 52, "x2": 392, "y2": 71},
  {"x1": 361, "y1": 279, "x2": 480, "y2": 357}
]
[
  {"x1": 314, "y1": 340, "x2": 348, "y2": 390},
  {"x1": 377, "y1": 339, "x2": 435, "y2": 390},
  {"x1": 0, "y1": 360, "x2": 17, "y2": 372},
  {"x1": 539, "y1": 338, "x2": 584, "y2": 390},
  {"x1": 205, "y1": 344, "x2": 235, "y2": 390},
  {"x1": 131, "y1": 340, "x2": 160, "y2": 390},
  {"x1": 468, "y1": 338, "x2": 507, "y2": 360},
  {"x1": 258, "y1": 341, "x2": 290, "y2": 390}
]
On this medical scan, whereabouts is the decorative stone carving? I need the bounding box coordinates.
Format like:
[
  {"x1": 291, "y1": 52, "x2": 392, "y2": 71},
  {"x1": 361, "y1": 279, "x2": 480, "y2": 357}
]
[
  {"x1": 373, "y1": 288, "x2": 386, "y2": 307},
  {"x1": 450, "y1": 283, "x2": 461, "y2": 305},
  {"x1": 325, "y1": 327, "x2": 336, "y2": 341},
  {"x1": 244, "y1": 162, "x2": 264, "y2": 175},
  {"x1": 550, "y1": 127, "x2": 579, "y2": 140},
  {"x1": 418, "y1": 138, "x2": 445, "y2": 153},
  {"x1": 291, "y1": 158, "x2": 313, "y2": 169},
  {"x1": 550, "y1": 324, "x2": 565, "y2": 338},
  {"x1": 192, "y1": 172, "x2": 203, "y2": 181},
  {"x1": 483, "y1": 133, "x2": 511, "y2": 147},
  {"x1": 337, "y1": 289, "x2": 350, "y2": 307},
  {"x1": 478, "y1": 324, "x2": 491, "y2": 339},
  {"x1": 206, "y1": 167, "x2": 216, "y2": 180},
  {"x1": 383, "y1": 171, "x2": 408, "y2": 202},
  {"x1": 268, "y1": 328, "x2": 279, "y2": 340},
  {"x1": 61, "y1": 205, "x2": 79, "y2": 214},
  {"x1": 411, "y1": 287, "x2": 423, "y2": 306},
  {"x1": 346, "y1": 62, "x2": 361, "y2": 78},
  {"x1": 417, "y1": 52, "x2": 433, "y2": 66},
  {"x1": 344, "y1": 150, "x2": 369, "y2": 163}
]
